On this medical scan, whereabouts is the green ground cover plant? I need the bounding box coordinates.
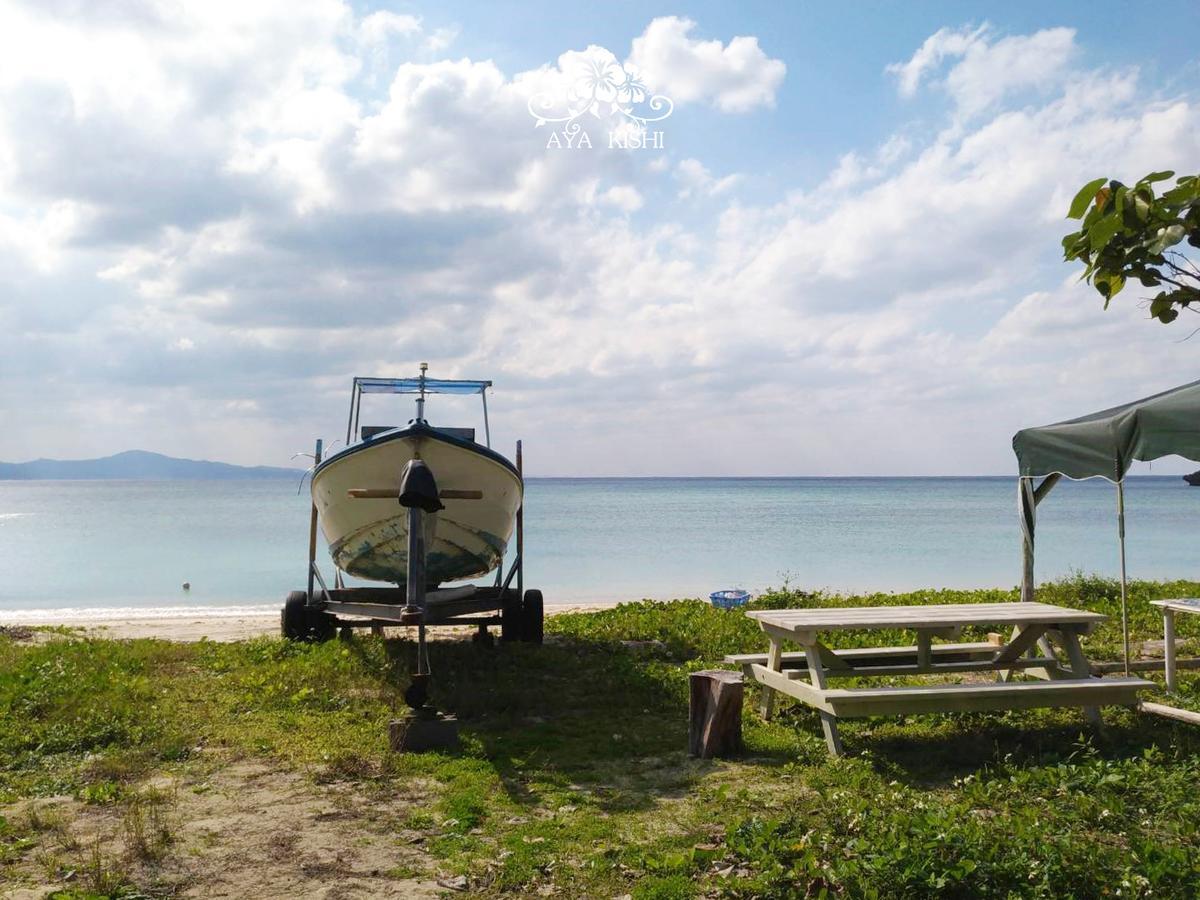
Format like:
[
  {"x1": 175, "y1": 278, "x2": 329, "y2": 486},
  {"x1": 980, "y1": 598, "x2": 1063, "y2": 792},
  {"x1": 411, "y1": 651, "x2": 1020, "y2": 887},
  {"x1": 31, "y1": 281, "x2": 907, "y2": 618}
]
[{"x1": 1, "y1": 574, "x2": 1199, "y2": 897}]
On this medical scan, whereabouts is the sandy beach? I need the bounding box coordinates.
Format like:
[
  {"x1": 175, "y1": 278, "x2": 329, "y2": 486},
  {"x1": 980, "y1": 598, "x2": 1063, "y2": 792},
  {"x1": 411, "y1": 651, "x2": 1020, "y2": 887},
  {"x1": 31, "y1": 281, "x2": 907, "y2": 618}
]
[{"x1": 5, "y1": 603, "x2": 619, "y2": 642}]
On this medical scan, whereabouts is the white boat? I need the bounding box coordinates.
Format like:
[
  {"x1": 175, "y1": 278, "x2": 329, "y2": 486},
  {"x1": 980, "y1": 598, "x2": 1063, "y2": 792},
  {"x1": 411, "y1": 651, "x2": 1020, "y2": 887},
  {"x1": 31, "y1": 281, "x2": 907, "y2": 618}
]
[{"x1": 311, "y1": 368, "x2": 522, "y2": 587}]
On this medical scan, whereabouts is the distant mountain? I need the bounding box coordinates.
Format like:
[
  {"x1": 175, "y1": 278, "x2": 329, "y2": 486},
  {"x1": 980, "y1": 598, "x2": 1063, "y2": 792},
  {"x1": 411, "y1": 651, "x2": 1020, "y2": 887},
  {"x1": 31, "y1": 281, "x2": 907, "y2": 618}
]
[{"x1": 0, "y1": 450, "x2": 304, "y2": 480}]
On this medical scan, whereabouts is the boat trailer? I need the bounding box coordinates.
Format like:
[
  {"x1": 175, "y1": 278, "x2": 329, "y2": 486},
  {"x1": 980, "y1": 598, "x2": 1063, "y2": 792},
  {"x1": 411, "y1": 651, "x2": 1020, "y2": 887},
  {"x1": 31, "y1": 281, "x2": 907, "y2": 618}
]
[{"x1": 282, "y1": 437, "x2": 542, "y2": 715}]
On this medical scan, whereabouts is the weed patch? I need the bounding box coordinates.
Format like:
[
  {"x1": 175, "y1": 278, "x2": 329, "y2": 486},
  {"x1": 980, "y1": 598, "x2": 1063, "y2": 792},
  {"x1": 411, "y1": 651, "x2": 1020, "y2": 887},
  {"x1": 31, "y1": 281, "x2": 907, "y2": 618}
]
[{"x1": 2, "y1": 575, "x2": 1200, "y2": 897}]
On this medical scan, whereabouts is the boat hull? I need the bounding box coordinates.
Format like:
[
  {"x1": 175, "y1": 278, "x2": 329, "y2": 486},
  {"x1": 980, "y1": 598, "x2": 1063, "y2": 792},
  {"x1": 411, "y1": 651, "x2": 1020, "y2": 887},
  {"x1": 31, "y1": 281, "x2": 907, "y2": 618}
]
[{"x1": 311, "y1": 426, "x2": 522, "y2": 585}]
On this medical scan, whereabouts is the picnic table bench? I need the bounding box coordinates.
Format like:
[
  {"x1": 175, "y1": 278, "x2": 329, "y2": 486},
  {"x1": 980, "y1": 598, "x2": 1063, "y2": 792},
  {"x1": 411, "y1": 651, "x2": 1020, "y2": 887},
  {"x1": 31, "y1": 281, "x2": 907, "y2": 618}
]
[
  {"x1": 1150, "y1": 599, "x2": 1200, "y2": 692},
  {"x1": 728, "y1": 602, "x2": 1152, "y2": 756}
]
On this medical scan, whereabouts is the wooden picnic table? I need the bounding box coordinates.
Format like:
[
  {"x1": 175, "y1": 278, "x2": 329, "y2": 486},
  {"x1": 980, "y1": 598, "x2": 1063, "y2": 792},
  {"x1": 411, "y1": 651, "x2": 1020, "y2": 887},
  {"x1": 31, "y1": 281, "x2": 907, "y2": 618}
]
[
  {"x1": 1150, "y1": 599, "x2": 1200, "y2": 692},
  {"x1": 731, "y1": 601, "x2": 1151, "y2": 756}
]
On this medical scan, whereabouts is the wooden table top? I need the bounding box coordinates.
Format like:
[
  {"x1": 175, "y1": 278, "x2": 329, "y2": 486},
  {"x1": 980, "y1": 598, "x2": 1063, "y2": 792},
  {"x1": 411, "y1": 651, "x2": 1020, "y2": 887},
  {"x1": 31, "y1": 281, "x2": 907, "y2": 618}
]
[
  {"x1": 1150, "y1": 599, "x2": 1200, "y2": 614},
  {"x1": 748, "y1": 601, "x2": 1106, "y2": 633}
]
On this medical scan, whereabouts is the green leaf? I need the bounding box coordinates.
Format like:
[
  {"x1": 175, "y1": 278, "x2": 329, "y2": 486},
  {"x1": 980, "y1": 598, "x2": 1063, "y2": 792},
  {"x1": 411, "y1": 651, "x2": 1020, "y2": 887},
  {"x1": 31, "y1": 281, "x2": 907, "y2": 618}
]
[
  {"x1": 1068, "y1": 177, "x2": 1108, "y2": 219},
  {"x1": 1095, "y1": 273, "x2": 1124, "y2": 299},
  {"x1": 1087, "y1": 213, "x2": 1123, "y2": 253},
  {"x1": 1141, "y1": 170, "x2": 1175, "y2": 184},
  {"x1": 1162, "y1": 182, "x2": 1200, "y2": 204},
  {"x1": 1151, "y1": 291, "x2": 1182, "y2": 323}
]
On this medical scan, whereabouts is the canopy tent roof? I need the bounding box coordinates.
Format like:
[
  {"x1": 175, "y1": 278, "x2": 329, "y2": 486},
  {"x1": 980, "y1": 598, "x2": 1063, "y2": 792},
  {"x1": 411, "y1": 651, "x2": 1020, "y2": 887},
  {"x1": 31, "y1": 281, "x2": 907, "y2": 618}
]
[
  {"x1": 357, "y1": 377, "x2": 491, "y2": 395},
  {"x1": 1013, "y1": 378, "x2": 1200, "y2": 482}
]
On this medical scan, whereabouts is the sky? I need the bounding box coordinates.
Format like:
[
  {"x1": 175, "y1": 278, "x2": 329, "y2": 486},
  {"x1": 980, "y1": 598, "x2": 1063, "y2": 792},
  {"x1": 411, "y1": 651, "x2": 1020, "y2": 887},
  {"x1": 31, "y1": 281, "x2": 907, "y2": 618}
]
[{"x1": 1, "y1": 1, "x2": 1199, "y2": 476}]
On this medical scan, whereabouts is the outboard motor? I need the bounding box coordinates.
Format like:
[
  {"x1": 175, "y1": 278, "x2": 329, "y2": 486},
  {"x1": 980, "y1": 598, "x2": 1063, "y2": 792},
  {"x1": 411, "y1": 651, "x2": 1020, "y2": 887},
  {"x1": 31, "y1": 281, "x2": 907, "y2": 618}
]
[{"x1": 398, "y1": 459, "x2": 444, "y2": 513}]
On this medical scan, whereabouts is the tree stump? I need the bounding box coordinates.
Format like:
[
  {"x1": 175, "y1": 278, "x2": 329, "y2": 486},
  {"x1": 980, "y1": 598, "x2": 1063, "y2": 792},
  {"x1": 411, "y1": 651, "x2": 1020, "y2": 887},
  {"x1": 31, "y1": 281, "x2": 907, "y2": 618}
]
[{"x1": 689, "y1": 669, "x2": 743, "y2": 759}]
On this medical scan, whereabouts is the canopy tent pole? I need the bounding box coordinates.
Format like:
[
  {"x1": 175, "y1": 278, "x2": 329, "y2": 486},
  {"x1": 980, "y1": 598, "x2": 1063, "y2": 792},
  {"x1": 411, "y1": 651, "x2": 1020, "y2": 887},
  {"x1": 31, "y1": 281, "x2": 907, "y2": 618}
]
[
  {"x1": 1117, "y1": 478, "x2": 1130, "y2": 676},
  {"x1": 1015, "y1": 474, "x2": 1063, "y2": 680},
  {"x1": 1019, "y1": 478, "x2": 1036, "y2": 603},
  {"x1": 1019, "y1": 473, "x2": 1061, "y2": 603}
]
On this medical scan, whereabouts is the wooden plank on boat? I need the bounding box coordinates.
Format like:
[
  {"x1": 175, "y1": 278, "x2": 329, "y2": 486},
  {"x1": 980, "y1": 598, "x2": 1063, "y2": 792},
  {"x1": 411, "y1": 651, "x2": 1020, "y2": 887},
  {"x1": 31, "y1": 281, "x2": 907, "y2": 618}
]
[
  {"x1": 821, "y1": 677, "x2": 1151, "y2": 719},
  {"x1": 326, "y1": 586, "x2": 406, "y2": 603},
  {"x1": 347, "y1": 488, "x2": 484, "y2": 500}
]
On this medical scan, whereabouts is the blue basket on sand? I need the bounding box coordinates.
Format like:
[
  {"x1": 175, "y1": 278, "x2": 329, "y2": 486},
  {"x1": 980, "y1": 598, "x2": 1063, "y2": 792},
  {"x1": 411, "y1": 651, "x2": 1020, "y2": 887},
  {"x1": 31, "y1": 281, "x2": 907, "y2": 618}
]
[{"x1": 710, "y1": 589, "x2": 751, "y2": 610}]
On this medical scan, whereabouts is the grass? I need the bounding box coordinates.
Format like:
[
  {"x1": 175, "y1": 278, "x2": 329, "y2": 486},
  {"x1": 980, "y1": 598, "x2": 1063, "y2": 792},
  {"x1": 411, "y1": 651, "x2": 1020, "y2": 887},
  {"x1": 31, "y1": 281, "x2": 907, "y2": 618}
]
[{"x1": 1, "y1": 574, "x2": 1199, "y2": 896}]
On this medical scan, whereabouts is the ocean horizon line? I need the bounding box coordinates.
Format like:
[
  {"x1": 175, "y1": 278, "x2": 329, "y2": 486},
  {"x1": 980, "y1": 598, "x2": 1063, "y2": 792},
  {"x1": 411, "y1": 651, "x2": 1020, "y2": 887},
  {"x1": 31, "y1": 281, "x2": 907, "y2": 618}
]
[{"x1": 3, "y1": 473, "x2": 1194, "y2": 483}]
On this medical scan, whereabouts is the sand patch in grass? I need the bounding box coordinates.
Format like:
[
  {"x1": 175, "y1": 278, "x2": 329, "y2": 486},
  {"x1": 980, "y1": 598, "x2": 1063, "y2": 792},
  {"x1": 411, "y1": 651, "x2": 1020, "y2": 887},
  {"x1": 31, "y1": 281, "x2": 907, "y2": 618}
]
[{"x1": 1, "y1": 757, "x2": 445, "y2": 899}]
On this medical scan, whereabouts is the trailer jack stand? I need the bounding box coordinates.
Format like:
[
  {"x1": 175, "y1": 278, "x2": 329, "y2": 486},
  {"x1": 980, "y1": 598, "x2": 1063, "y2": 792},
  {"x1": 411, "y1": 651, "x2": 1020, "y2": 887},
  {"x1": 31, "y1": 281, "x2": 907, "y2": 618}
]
[
  {"x1": 404, "y1": 673, "x2": 430, "y2": 710},
  {"x1": 393, "y1": 630, "x2": 458, "y2": 752}
]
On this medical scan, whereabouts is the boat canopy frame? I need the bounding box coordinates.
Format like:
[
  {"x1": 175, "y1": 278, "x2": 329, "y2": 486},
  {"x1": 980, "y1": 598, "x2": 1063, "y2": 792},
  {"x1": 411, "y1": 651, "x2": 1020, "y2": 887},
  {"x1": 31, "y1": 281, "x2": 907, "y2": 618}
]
[
  {"x1": 345, "y1": 368, "x2": 494, "y2": 448},
  {"x1": 1012, "y1": 378, "x2": 1200, "y2": 675}
]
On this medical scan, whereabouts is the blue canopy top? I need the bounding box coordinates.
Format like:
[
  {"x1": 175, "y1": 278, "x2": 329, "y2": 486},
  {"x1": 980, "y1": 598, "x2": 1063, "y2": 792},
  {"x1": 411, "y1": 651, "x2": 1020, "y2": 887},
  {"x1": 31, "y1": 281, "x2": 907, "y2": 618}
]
[{"x1": 357, "y1": 377, "x2": 491, "y2": 395}]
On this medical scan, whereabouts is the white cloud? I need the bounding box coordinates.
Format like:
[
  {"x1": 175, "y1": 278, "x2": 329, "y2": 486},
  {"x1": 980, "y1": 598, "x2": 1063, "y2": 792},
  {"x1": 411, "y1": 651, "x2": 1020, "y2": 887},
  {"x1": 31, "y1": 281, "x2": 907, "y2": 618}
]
[
  {"x1": 675, "y1": 158, "x2": 741, "y2": 198},
  {"x1": 887, "y1": 24, "x2": 1077, "y2": 116},
  {"x1": 598, "y1": 185, "x2": 644, "y2": 212},
  {"x1": 0, "y1": 8, "x2": 1197, "y2": 478},
  {"x1": 358, "y1": 11, "x2": 421, "y2": 46},
  {"x1": 887, "y1": 24, "x2": 988, "y2": 97},
  {"x1": 628, "y1": 16, "x2": 785, "y2": 112}
]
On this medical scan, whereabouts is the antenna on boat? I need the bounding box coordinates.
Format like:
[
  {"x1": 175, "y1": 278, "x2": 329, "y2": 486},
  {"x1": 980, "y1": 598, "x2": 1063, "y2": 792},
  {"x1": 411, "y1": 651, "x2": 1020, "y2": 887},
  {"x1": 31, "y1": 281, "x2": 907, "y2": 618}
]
[{"x1": 415, "y1": 362, "x2": 428, "y2": 423}]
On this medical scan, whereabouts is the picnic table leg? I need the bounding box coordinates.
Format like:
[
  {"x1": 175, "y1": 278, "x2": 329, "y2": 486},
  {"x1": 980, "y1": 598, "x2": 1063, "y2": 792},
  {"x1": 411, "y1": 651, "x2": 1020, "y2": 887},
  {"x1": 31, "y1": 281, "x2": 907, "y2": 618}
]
[
  {"x1": 993, "y1": 623, "x2": 1048, "y2": 682},
  {"x1": 1163, "y1": 607, "x2": 1177, "y2": 694},
  {"x1": 1037, "y1": 631, "x2": 1071, "y2": 681},
  {"x1": 1057, "y1": 628, "x2": 1102, "y2": 727},
  {"x1": 800, "y1": 637, "x2": 843, "y2": 757},
  {"x1": 916, "y1": 630, "x2": 932, "y2": 672},
  {"x1": 759, "y1": 635, "x2": 783, "y2": 720}
]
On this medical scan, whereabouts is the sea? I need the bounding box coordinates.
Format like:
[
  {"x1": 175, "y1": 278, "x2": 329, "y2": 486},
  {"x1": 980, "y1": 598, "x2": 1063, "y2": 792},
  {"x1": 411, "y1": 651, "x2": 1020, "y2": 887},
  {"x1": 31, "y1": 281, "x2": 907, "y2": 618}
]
[{"x1": 0, "y1": 476, "x2": 1197, "y2": 620}]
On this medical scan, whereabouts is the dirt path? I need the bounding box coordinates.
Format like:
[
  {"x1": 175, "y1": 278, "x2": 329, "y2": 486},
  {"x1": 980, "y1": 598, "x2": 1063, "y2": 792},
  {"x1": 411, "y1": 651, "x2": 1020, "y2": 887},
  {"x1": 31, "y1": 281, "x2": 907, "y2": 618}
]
[{"x1": 2, "y1": 759, "x2": 451, "y2": 899}]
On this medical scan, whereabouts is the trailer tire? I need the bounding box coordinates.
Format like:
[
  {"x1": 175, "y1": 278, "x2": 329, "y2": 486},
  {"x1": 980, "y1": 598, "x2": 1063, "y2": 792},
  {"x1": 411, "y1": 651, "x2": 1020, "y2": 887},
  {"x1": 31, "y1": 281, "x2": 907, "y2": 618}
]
[
  {"x1": 282, "y1": 592, "x2": 309, "y2": 641},
  {"x1": 521, "y1": 589, "x2": 544, "y2": 644},
  {"x1": 282, "y1": 591, "x2": 337, "y2": 642},
  {"x1": 307, "y1": 607, "x2": 337, "y2": 643}
]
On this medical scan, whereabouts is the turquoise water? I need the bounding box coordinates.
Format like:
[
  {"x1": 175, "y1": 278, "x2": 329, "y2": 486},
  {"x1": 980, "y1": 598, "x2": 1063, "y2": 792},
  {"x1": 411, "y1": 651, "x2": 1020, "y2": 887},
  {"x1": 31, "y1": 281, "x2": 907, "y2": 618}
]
[{"x1": 0, "y1": 477, "x2": 1197, "y2": 615}]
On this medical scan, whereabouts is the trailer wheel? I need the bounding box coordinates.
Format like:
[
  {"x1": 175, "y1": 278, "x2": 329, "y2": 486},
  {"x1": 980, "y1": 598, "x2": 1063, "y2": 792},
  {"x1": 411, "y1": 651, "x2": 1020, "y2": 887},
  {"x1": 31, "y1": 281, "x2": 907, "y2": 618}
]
[
  {"x1": 500, "y1": 590, "x2": 522, "y2": 642},
  {"x1": 521, "y1": 589, "x2": 544, "y2": 644},
  {"x1": 282, "y1": 591, "x2": 337, "y2": 642},
  {"x1": 281, "y1": 592, "x2": 309, "y2": 641},
  {"x1": 307, "y1": 607, "x2": 337, "y2": 643}
]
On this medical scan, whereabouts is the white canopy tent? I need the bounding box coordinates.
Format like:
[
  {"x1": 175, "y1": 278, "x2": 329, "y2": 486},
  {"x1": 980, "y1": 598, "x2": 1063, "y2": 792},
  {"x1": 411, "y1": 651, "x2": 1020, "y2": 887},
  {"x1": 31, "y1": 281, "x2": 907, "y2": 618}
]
[{"x1": 1012, "y1": 378, "x2": 1200, "y2": 674}]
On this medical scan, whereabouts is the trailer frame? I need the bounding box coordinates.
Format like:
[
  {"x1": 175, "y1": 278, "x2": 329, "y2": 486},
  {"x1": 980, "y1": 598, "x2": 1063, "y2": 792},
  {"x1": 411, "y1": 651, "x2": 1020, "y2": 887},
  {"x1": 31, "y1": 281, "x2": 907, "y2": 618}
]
[{"x1": 284, "y1": 436, "x2": 542, "y2": 645}]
